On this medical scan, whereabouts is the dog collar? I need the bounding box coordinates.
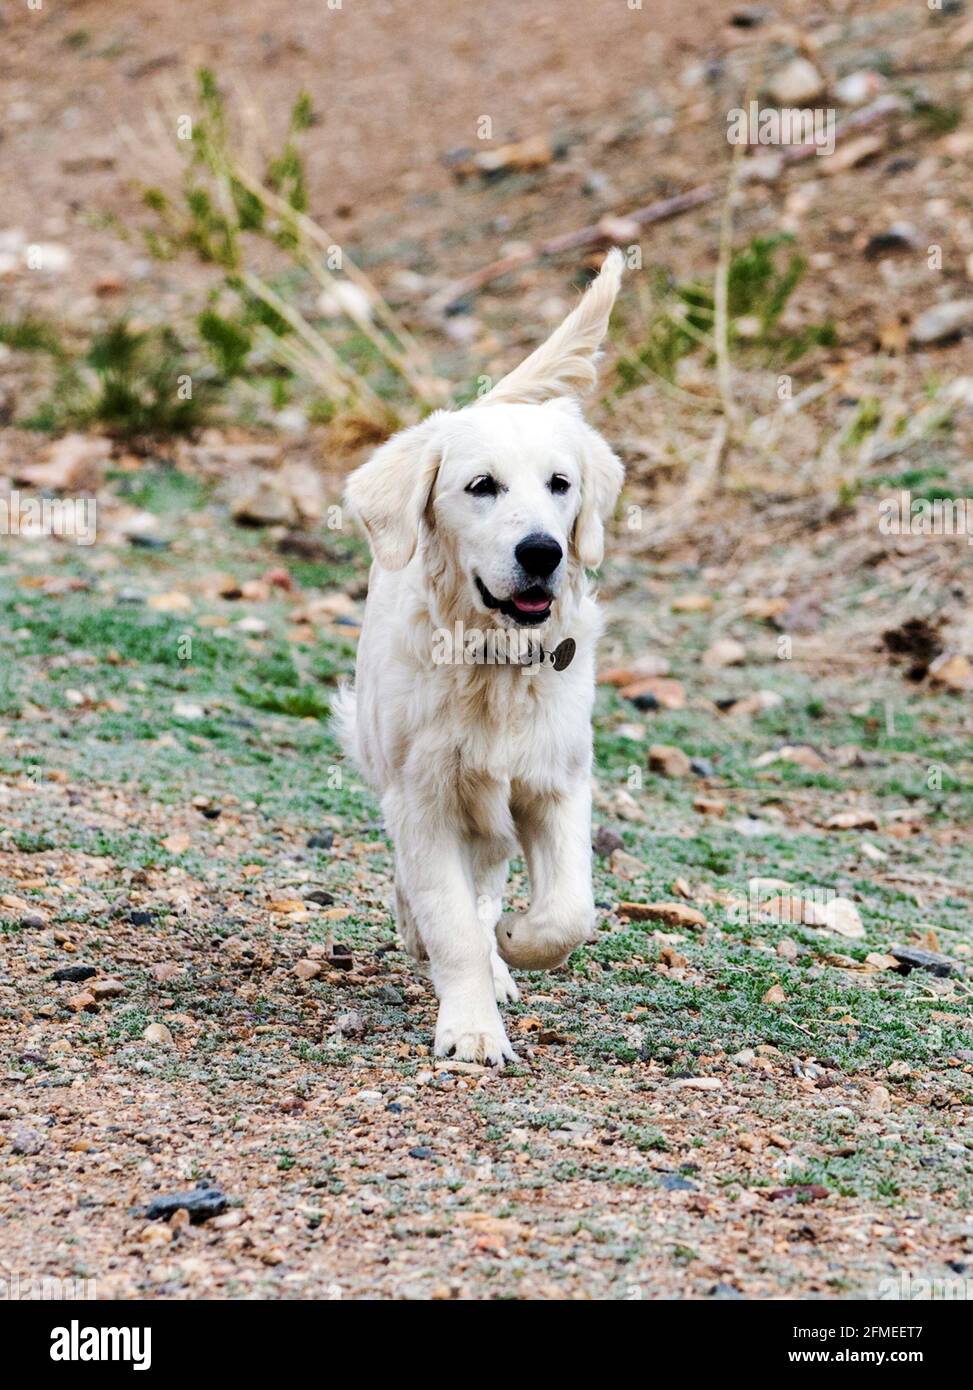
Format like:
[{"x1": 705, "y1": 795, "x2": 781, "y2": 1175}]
[{"x1": 539, "y1": 638, "x2": 576, "y2": 671}]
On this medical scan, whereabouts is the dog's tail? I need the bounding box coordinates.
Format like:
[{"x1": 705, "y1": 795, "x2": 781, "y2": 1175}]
[
  {"x1": 475, "y1": 248, "x2": 623, "y2": 408},
  {"x1": 330, "y1": 681, "x2": 359, "y2": 766}
]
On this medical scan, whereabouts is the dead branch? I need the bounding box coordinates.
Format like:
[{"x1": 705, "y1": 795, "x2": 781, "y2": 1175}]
[{"x1": 427, "y1": 95, "x2": 907, "y2": 314}]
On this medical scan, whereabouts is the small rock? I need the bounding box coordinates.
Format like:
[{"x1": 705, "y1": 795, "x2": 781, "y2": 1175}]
[
  {"x1": 660, "y1": 1173, "x2": 698, "y2": 1190},
  {"x1": 172, "y1": 700, "x2": 205, "y2": 722},
  {"x1": 619, "y1": 901, "x2": 707, "y2": 929},
  {"x1": 66, "y1": 991, "x2": 98, "y2": 1013},
  {"x1": 11, "y1": 1126, "x2": 44, "y2": 1155},
  {"x1": 825, "y1": 810, "x2": 880, "y2": 831},
  {"x1": 149, "y1": 962, "x2": 183, "y2": 984},
  {"x1": 621, "y1": 676, "x2": 685, "y2": 711},
  {"x1": 867, "y1": 1085, "x2": 892, "y2": 1114},
  {"x1": 211, "y1": 1209, "x2": 244, "y2": 1231},
  {"x1": 598, "y1": 656, "x2": 670, "y2": 686},
  {"x1": 909, "y1": 299, "x2": 973, "y2": 347},
  {"x1": 90, "y1": 977, "x2": 126, "y2": 999},
  {"x1": 891, "y1": 945, "x2": 959, "y2": 978},
  {"x1": 231, "y1": 477, "x2": 299, "y2": 528},
  {"x1": 834, "y1": 70, "x2": 885, "y2": 106},
  {"x1": 928, "y1": 653, "x2": 973, "y2": 693},
  {"x1": 702, "y1": 637, "x2": 746, "y2": 669},
  {"x1": 14, "y1": 433, "x2": 109, "y2": 491},
  {"x1": 19, "y1": 912, "x2": 47, "y2": 929},
  {"x1": 145, "y1": 1184, "x2": 228, "y2": 1223},
  {"x1": 672, "y1": 592, "x2": 713, "y2": 613},
  {"x1": 303, "y1": 888, "x2": 335, "y2": 905},
  {"x1": 762, "y1": 984, "x2": 787, "y2": 1005},
  {"x1": 864, "y1": 222, "x2": 920, "y2": 261},
  {"x1": 690, "y1": 757, "x2": 715, "y2": 778},
  {"x1": 726, "y1": 689, "x2": 783, "y2": 716},
  {"x1": 51, "y1": 964, "x2": 96, "y2": 983},
  {"x1": 336, "y1": 1010, "x2": 366, "y2": 1037},
  {"x1": 592, "y1": 825, "x2": 625, "y2": 857},
  {"x1": 473, "y1": 135, "x2": 553, "y2": 178},
  {"x1": 729, "y1": 6, "x2": 766, "y2": 27},
  {"x1": 767, "y1": 58, "x2": 826, "y2": 107},
  {"x1": 143, "y1": 1022, "x2": 174, "y2": 1045},
  {"x1": 670, "y1": 1076, "x2": 722, "y2": 1091},
  {"x1": 307, "y1": 830, "x2": 335, "y2": 850},
  {"x1": 610, "y1": 848, "x2": 649, "y2": 880},
  {"x1": 409, "y1": 1145, "x2": 434, "y2": 1159},
  {"x1": 294, "y1": 960, "x2": 322, "y2": 982},
  {"x1": 804, "y1": 896, "x2": 865, "y2": 940},
  {"x1": 648, "y1": 744, "x2": 691, "y2": 778}
]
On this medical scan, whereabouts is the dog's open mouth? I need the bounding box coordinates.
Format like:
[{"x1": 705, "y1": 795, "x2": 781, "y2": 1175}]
[{"x1": 476, "y1": 577, "x2": 553, "y2": 626}]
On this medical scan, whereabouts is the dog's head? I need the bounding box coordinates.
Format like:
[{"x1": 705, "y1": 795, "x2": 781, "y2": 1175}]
[{"x1": 346, "y1": 250, "x2": 624, "y2": 628}]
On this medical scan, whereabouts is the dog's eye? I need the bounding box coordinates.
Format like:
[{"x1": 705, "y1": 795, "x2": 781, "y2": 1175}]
[
  {"x1": 549, "y1": 474, "x2": 571, "y2": 495},
  {"x1": 466, "y1": 475, "x2": 499, "y2": 498}
]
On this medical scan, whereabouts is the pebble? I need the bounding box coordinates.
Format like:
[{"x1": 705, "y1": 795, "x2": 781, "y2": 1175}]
[
  {"x1": 767, "y1": 58, "x2": 826, "y2": 106},
  {"x1": 867, "y1": 1085, "x2": 892, "y2": 1114},
  {"x1": 909, "y1": 298, "x2": 973, "y2": 346},
  {"x1": 307, "y1": 831, "x2": 335, "y2": 850},
  {"x1": 660, "y1": 1173, "x2": 698, "y2": 1190},
  {"x1": 145, "y1": 1184, "x2": 228, "y2": 1223},
  {"x1": 91, "y1": 977, "x2": 126, "y2": 999},
  {"x1": 619, "y1": 901, "x2": 707, "y2": 929},
  {"x1": 702, "y1": 638, "x2": 746, "y2": 668},
  {"x1": 592, "y1": 825, "x2": 625, "y2": 857},
  {"x1": 834, "y1": 70, "x2": 885, "y2": 106},
  {"x1": 891, "y1": 944, "x2": 959, "y2": 978},
  {"x1": 11, "y1": 1126, "x2": 44, "y2": 1155},
  {"x1": 67, "y1": 991, "x2": 98, "y2": 1013},
  {"x1": 303, "y1": 888, "x2": 335, "y2": 905},
  {"x1": 172, "y1": 700, "x2": 205, "y2": 721},
  {"x1": 648, "y1": 744, "x2": 691, "y2": 778},
  {"x1": 143, "y1": 1022, "x2": 174, "y2": 1045},
  {"x1": 51, "y1": 964, "x2": 96, "y2": 983}
]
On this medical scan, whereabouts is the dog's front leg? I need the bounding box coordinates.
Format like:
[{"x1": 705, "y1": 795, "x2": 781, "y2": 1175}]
[
  {"x1": 497, "y1": 782, "x2": 597, "y2": 970},
  {"x1": 388, "y1": 797, "x2": 516, "y2": 1066}
]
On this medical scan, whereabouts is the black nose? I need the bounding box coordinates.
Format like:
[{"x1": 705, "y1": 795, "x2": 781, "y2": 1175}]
[{"x1": 515, "y1": 533, "x2": 563, "y2": 579}]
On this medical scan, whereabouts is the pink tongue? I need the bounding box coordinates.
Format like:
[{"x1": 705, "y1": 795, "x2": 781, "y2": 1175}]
[{"x1": 513, "y1": 594, "x2": 551, "y2": 613}]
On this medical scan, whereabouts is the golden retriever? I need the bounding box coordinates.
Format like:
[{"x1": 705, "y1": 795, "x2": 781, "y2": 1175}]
[{"x1": 335, "y1": 250, "x2": 624, "y2": 1064}]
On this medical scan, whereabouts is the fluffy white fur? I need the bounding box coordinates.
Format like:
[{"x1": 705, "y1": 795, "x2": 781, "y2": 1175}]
[{"x1": 335, "y1": 250, "x2": 624, "y2": 1065}]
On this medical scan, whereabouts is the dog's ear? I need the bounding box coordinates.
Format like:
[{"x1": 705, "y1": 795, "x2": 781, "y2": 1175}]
[
  {"x1": 572, "y1": 414, "x2": 624, "y2": 570},
  {"x1": 345, "y1": 413, "x2": 443, "y2": 570},
  {"x1": 477, "y1": 248, "x2": 623, "y2": 407}
]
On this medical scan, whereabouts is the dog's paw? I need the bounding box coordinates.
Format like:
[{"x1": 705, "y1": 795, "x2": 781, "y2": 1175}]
[
  {"x1": 491, "y1": 952, "x2": 520, "y2": 1004},
  {"x1": 435, "y1": 1010, "x2": 517, "y2": 1067},
  {"x1": 495, "y1": 913, "x2": 591, "y2": 971}
]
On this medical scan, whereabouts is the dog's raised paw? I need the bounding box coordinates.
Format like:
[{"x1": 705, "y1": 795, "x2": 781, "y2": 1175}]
[{"x1": 495, "y1": 914, "x2": 585, "y2": 971}]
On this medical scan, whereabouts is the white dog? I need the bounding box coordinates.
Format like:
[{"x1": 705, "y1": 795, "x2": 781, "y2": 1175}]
[{"x1": 335, "y1": 250, "x2": 624, "y2": 1065}]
